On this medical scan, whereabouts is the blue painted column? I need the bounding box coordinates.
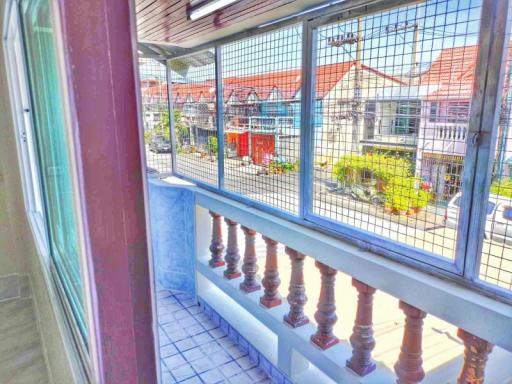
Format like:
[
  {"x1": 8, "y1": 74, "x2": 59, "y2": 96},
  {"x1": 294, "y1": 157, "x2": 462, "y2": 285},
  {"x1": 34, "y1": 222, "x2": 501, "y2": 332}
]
[{"x1": 148, "y1": 179, "x2": 196, "y2": 296}]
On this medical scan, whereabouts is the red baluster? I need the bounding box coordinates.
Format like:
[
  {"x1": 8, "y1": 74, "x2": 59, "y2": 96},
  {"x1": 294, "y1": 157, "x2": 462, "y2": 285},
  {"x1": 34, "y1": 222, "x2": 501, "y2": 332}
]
[
  {"x1": 394, "y1": 301, "x2": 426, "y2": 384},
  {"x1": 346, "y1": 278, "x2": 377, "y2": 376},
  {"x1": 283, "y1": 247, "x2": 309, "y2": 328},
  {"x1": 240, "y1": 226, "x2": 261, "y2": 293},
  {"x1": 209, "y1": 211, "x2": 225, "y2": 267},
  {"x1": 260, "y1": 236, "x2": 282, "y2": 308},
  {"x1": 457, "y1": 328, "x2": 494, "y2": 384},
  {"x1": 224, "y1": 218, "x2": 241, "y2": 279},
  {"x1": 311, "y1": 261, "x2": 339, "y2": 350}
]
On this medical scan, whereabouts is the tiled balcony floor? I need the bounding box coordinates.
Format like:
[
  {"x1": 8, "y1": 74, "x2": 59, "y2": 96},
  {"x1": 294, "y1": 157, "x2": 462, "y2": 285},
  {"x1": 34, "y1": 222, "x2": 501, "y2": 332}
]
[{"x1": 158, "y1": 290, "x2": 272, "y2": 383}]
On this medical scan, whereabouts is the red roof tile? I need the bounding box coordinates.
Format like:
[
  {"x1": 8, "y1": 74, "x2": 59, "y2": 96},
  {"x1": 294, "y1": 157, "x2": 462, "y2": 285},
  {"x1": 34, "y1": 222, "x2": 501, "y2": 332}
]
[{"x1": 141, "y1": 61, "x2": 404, "y2": 103}]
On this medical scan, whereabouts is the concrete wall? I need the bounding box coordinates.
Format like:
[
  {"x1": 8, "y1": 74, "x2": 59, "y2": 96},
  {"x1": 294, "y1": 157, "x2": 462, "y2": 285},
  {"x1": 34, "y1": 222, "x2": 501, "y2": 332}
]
[
  {"x1": 0, "y1": 1, "x2": 75, "y2": 382},
  {"x1": 148, "y1": 178, "x2": 196, "y2": 296}
]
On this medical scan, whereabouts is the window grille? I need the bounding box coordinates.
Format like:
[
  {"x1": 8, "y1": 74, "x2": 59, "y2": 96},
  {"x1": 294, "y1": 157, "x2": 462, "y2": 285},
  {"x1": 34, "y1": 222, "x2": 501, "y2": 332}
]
[
  {"x1": 145, "y1": 0, "x2": 512, "y2": 298},
  {"x1": 310, "y1": 0, "x2": 482, "y2": 261},
  {"x1": 139, "y1": 58, "x2": 172, "y2": 175},
  {"x1": 479, "y1": 24, "x2": 512, "y2": 290},
  {"x1": 221, "y1": 26, "x2": 302, "y2": 213},
  {"x1": 170, "y1": 49, "x2": 218, "y2": 186}
]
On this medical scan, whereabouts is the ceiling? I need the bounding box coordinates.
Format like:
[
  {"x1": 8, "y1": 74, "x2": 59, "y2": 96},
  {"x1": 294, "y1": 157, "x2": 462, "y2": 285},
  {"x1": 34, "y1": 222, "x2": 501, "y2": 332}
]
[{"x1": 135, "y1": 0, "x2": 330, "y2": 50}]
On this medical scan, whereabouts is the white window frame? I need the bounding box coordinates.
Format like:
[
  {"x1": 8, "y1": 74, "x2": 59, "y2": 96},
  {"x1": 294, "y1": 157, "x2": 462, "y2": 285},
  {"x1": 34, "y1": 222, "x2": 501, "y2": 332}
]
[
  {"x1": 3, "y1": 1, "x2": 100, "y2": 382},
  {"x1": 3, "y1": 0, "x2": 49, "y2": 261}
]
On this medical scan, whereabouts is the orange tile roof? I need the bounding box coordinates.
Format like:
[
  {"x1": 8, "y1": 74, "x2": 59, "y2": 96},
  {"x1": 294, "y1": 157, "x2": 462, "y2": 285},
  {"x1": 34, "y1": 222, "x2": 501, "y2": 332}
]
[
  {"x1": 423, "y1": 44, "x2": 512, "y2": 99},
  {"x1": 141, "y1": 61, "x2": 404, "y2": 103}
]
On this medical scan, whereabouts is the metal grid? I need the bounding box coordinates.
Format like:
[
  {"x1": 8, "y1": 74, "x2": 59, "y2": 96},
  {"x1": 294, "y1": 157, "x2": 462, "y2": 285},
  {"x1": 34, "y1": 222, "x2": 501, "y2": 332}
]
[
  {"x1": 139, "y1": 58, "x2": 172, "y2": 175},
  {"x1": 221, "y1": 26, "x2": 302, "y2": 214},
  {"x1": 170, "y1": 49, "x2": 218, "y2": 186},
  {"x1": 479, "y1": 26, "x2": 512, "y2": 290},
  {"x1": 311, "y1": 0, "x2": 482, "y2": 260}
]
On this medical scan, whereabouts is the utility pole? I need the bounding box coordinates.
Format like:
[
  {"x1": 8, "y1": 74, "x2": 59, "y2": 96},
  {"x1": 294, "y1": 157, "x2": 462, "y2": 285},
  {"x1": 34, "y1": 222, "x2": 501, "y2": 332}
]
[
  {"x1": 410, "y1": 23, "x2": 419, "y2": 80},
  {"x1": 352, "y1": 17, "x2": 363, "y2": 153}
]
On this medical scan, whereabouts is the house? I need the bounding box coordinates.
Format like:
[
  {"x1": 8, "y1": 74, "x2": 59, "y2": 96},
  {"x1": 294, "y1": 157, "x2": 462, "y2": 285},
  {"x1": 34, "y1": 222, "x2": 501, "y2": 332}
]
[
  {"x1": 415, "y1": 45, "x2": 511, "y2": 200},
  {"x1": 146, "y1": 62, "x2": 404, "y2": 164}
]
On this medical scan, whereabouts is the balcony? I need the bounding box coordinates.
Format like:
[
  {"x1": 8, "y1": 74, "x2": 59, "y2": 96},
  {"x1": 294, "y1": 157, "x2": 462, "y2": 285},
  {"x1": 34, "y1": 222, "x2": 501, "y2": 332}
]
[
  {"x1": 225, "y1": 116, "x2": 297, "y2": 135},
  {"x1": 361, "y1": 133, "x2": 417, "y2": 148},
  {"x1": 149, "y1": 177, "x2": 512, "y2": 383}
]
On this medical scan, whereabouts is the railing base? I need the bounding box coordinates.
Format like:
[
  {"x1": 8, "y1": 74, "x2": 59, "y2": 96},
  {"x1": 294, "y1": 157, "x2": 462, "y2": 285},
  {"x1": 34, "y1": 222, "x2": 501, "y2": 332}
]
[
  {"x1": 311, "y1": 334, "x2": 339, "y2": 350},
  {"x1": 346, "y1": 359, "x2": 376, "y2": 377},
  {"x1": 283, "y1": 314, "x2": 309, "y2": 328},
  {"x1": 260, "y1": 296, "x2": 282, "y2": 308},
  {"x1": 240, "y1": 281, "x2": 261, "y2": 293},
  {"x1": 209, "y1": 260, "x2": 226, "y2": 268},
  {"x1": 224, "y1": 270, "x2": 242, "y2": 279}
]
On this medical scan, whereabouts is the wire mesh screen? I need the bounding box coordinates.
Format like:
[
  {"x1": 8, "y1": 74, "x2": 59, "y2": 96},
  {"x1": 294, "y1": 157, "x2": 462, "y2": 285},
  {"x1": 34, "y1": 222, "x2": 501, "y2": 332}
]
[
  {"x1": 478, "y1": 28, "x2": 512, "y2": 290},
  {"x1": 139, "y1": 58, "x2": 172, "y2": 174},
  {"x1": 170, "y1": 49, "x2": 218, "y2": 186},
  {"x1": 311, "y1": 0, "x2": 482, "y2": 260},
  {"x1": 221, "y1": 25, "x2": 302, "y2": 214}
]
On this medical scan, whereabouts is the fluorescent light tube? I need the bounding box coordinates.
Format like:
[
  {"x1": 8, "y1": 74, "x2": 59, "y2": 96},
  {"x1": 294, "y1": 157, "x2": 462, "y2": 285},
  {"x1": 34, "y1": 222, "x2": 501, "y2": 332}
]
[{"x1": 189, "y1": 0, "x2": 238, "y2": 20}]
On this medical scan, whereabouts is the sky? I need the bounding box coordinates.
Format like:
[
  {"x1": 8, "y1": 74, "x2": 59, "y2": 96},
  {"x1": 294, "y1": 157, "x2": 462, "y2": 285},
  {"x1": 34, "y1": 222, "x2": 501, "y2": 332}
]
[{"x1": 171, "y1": 0, "x2": 484, "y2": 82}]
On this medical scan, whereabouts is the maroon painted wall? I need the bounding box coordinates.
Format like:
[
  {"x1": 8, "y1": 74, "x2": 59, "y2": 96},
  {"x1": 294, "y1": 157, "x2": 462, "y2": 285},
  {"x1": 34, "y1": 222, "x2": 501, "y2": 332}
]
[{"x1": 57, "y1": 1, "x2": 156, "y2": 383}]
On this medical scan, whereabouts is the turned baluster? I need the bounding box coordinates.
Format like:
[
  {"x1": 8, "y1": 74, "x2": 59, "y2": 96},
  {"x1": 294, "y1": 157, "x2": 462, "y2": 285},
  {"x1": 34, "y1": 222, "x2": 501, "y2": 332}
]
[
  {"x1": 457, "y1": 328, "x2": 494, "y2": 384},
  {"x1": 394, "y1": 301, "x2": 427, "y2": 384},
  {"x1": 346, "y1": 278, "x2": 377, "y2": 376},
  {"x1": 283, "y1": 247, "x2": 309, "y2": 328},
  {"x1": 209, "y1": 211, "x2": 225, "y2": 268},
  {"x1": 240, "y1": 226, "x2": 261, "y2": 293},
  {"x1": 224, "y1": 218, "x2": 241, "y2": 279},
  {"x1": 311, "y1": 261, "x2": 339, "y2": 350},
  {"x1": 260, "y1": 236, "x2": 282, "y2": 308}
]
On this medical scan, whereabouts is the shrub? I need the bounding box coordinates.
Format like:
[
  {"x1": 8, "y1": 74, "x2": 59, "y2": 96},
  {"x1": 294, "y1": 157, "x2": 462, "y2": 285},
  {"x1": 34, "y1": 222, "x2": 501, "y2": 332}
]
[
  {"x1": 333, "y1": 153, "x2": 430, "y2": 214},
  {"x1": 207, "y1": 136, "x2": 218, "y2": 156},
  {"x1": 490, "y1": 179, "x2": 512, "y2": 198},
  {"x1": 385, "y1": 176, "x2": 432, "y2": 212},
  {"x1": 333, "y1": 153, "x2": 412, "y2": 185},
  {"x1": 269, "y1": 158, "x2": 299, "y2": 175}
]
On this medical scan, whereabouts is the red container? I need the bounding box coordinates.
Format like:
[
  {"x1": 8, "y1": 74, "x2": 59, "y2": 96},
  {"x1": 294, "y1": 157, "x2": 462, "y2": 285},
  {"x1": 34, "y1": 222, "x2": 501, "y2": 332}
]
[{"x1": 251, "y1": 134, "x2": 275, "y2": 165}]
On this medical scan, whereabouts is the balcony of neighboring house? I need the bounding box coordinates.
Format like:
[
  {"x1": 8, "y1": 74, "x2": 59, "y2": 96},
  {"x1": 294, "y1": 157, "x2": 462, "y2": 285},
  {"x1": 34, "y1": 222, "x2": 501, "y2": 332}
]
[{"x1": 360, "y1": 98, "x2": 421, "y2": 153}]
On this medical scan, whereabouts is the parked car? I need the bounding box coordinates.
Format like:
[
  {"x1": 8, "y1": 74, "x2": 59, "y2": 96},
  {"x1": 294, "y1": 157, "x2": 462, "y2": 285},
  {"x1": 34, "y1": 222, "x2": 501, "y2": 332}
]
[
  {"x1": 445, "y1": 192, "x2": 512, "y2": 245},
  {"x1": 149, "y1": 135, "x2": 172, "y2": 153}
]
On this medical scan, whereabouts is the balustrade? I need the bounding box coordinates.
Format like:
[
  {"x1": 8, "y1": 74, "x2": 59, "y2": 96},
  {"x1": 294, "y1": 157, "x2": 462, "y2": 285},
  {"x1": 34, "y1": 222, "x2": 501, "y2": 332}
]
[
  {"x1": 260, "y1": 236, "x2": 281, "y2": 308},
  {"x1": 203, "y1": 212, "x2": 501, "y2": 383},
  {"x1": 346, "y1": 278, "x2": 377, "y2": 376},
  {"x1": 457, "y1": 329, "x2": 494, "y2": 384},
  {"x1": 310, "y1": 261, "x2": 339, "y2": 350},
  {"x1": 208, "y1": 211, "x2": 225, "y2": 267},
  {"x1": 283, "y1": 246, "x2": 309, "y2": 328},
  {"x1": 240, "y1": 226, "x2": 261, "y2": 293},
  {"x1": 224, "y1": 218, "x2": 241, "y2": 279},
  {"x1": 394, "y1": 301, "x2": 427, "y2": 384}
]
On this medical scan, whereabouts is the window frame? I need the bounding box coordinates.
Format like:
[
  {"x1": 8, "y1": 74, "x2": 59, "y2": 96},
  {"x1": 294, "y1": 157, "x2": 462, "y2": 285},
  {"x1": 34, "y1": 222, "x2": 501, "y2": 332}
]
[
  {"x1": 157, "y1": 0, "x2": 512, "y2": 302},
  {"x1": 3, "y1": 0, "x2": 100, "y2": 381},
  {"x1": 3, "y1": 0, "x2": 49, "y2": 260}
]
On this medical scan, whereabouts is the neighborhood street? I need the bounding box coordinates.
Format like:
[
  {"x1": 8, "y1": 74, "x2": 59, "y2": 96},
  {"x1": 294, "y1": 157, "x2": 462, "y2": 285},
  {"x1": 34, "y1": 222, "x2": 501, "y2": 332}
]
[{"x1": 147, "y1": 149, "x2": 512, "y2": 289}]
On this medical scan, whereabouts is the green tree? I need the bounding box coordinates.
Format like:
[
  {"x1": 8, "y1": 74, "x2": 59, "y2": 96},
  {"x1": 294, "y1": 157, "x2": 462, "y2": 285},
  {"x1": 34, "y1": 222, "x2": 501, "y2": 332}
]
[{"x1": 144, "y1": 110, "x2": 188, "y2": 146}]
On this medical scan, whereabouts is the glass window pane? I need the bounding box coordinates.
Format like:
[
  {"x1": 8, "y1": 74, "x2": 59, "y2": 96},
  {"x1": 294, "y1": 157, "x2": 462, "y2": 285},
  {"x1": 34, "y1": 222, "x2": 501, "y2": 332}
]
[
  {"x1": 479, "y1": 26, "x2": 512, "y2": 291},
  {"x1": 140, "y1": 58, "x2": 172, "y2": 175},
  {"x1": 221, "y1": 25, "x2": 302, "y2": 214},
  {"x1": 170, "y1": 49, "x2": 218, "y2": 186},
  {"x1": 20, "y1": 0, "x2": 87, "y2": 341},
  {"x1": 311, "y1": 0, "x2": 482, "y2": 261}
]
